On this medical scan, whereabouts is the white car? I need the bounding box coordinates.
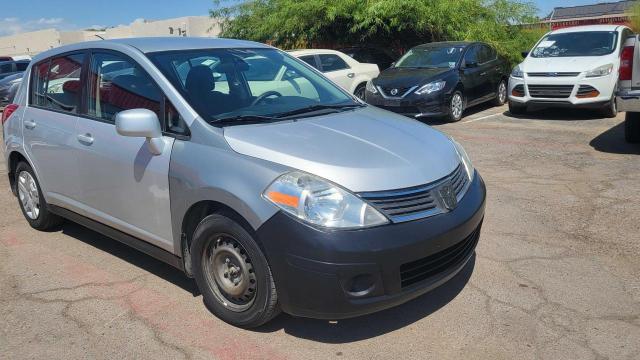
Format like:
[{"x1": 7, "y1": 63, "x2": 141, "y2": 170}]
[
  {"x1": 508, "y1": 25, "x2": 633, "y2": 117},
  {"x1": 288, "y1": 49, "x2": 379, "y2": 99}
]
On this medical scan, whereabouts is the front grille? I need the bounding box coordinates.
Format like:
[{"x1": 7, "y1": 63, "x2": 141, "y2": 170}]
[
  {"x1": 527, "y1": 84, "x2": 574, "y2": 98},
  {"x1": 400, "y1": 223, "x2": 481, "y2": 288},
  {"x1": 527, "y1": 72, "x2": 580, "y2": 77},
  {"x1": 511, "y1": 84, "x2": 525, "y2": 97},
  {"x1": 576, "y1": 85, "x2": 599, "y2": 98},
  {"x1": 380, "y1": 86, "x2": 412, "y2": 97},
  {"x1": 359, "y1": 164, "x2": 469, "y2": 222},
  {"x1": 377, "y1": 105, "x2": 420, "y2": 115}
]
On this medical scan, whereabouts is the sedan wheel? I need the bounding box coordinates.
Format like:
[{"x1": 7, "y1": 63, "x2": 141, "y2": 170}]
[
  {"x1": 17, "y1": 171, "x2": 40, "y2": 220},
  {"x1": 448, "y1": 92, "x2": 464, "y2": 122},
  {"x1": 494, "y1": 80, "x2": 507, "y2": 105}
]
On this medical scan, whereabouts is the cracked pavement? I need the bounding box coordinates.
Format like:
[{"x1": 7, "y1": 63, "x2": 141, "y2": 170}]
[{"x1": 1, "y1": 105, "x2": 639, "y2": 359}]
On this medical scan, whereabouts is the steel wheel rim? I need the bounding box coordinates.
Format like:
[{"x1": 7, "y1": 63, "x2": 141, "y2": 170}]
[
  {"x1": 203, "y1": 235, "x2": 256, "y2": 312},
  {"x1": 17, "y1": 171, "x2": 40, "y2": 220},
  {"x1": 498, "y1": 82, "x2": 507, "y2": 104},
  {"x1": 451, "y1": 94, "x2": 463, "y2": 119}
]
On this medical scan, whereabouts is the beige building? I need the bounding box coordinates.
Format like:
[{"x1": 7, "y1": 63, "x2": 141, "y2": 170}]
[{"x1": 0, "y1": 16, "x2": 221, "y2": 57}]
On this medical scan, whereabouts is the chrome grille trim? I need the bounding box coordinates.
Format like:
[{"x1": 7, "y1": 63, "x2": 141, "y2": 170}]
[
  {"x1": 527, "y1": 72, "x2": 580, "y2": 77},
  {"x1": 359, "y1": 164, "x2": 471, "y2": 223}
]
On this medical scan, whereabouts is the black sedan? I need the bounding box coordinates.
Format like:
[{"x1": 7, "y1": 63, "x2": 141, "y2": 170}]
[{"x1": 365, "y1": 41, "x2": 510, "y2": 122}]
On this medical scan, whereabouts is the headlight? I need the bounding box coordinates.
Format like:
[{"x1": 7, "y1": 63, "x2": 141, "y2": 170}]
[
  {"x1": 511, "y1": 64, "x2": 524, "y2": 78},
  {"x1": 585, "y1": 63, "x2": 613, "y2": 78},
  {"x1": 450, "y1": 138, "x2": 475, "y2": 182},
  {"x1": 366, "y1": 80, "x2": 378, "y2": 94},
  {"x1": 415, "y1": 80, "x2": 445, "y2": 95},
  {"x1": 264, "y1": 172, "x2": 388, "y2": 229}
]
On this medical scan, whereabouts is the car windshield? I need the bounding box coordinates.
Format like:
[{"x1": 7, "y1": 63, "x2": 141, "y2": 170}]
[
  {"x1": 149, "y1": 48, "x2": 357, "y2": 123},
  {"x1": 531, "y1": 31, "x2": 618, "y2": 58},
  {"x1": 394, "y1": 46, "x2": 464, "y2": 68}
]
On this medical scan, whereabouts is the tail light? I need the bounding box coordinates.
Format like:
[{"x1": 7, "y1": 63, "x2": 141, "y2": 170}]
[
  {"x1": 1, "y1": 104, "x2": 19, "y2": 125},
  {"x1": 620, "y1": 45, "x2": 634, "y2": 81}
]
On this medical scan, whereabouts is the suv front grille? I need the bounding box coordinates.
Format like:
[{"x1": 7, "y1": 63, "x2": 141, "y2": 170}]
[
  {"x1": 359, "y1": 164, "x2": 469, "y2": 222},
  {"x1": 400, "y1": 222, "x2": 481, "y2": 288},
  {"x1": 527, "y1": 84, "x2": 574, "y2": 98},
  {"x1": 527, "y1": 72, "x2": 580, "y2": 77}
]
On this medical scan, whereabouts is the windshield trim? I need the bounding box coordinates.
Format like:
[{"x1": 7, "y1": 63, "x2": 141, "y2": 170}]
[{"x1": 531, "y1": 31, "x2": 619, "y2": 58}]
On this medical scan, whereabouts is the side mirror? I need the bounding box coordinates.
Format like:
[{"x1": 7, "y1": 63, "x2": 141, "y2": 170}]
[
  {"x1": 521, "y1": 51, "x2": 529, "y2": 58},
  {"x1": 115, "y1": 109, "x2": 164, "y2": 155},
  {"x1": 465, "y1": 61, "x2": 478, "y2": 68}
]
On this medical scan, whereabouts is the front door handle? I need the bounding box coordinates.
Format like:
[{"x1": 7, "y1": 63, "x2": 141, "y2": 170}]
[
  {"x1": 77, "y1": 133, "x2": 94, "y2": 145},
  {"x1": 347, "y1": 72, "x2": 355, "y2": 78},
  {"x1": 24, "y1": 120, "x2": 36, "y2": 129}
]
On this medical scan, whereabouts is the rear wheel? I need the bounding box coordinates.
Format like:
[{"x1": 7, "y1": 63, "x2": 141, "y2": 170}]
[
  {"x1": 191, "y1": 213, "x2": 279, "y2": 328},
  {"x1": 14, "y1": 162, "x2": 63, "y2": 230},
  {"x1": 446, "y1": 91, "x2": 464, "y2": 122},
  {"x1": 508, "y1": 100, "x2": 526, "y2": 115},
  {"x1": 601, "y1": 97, "x2": 618, "y2": 118},
  {"x1": 625, "y1": 112, "x2": 640, "y2": 143},
  {"x1": 492, "y1": 79, "x2": 508, "y2": 106},
  {"x1": 354, "y1": 83, "x2": 366, "y2": 100}
]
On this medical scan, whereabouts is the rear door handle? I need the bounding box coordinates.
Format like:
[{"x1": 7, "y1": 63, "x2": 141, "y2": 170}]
[
  {"x1": 24, "y1": 120, "x2": 36, "y2": 129},
  {"x1": 77, "y1": 133, "x2": 94, "y2": 145},
  {"x1": 347, "y1": 72, "x2": 355, "y2": 78}
]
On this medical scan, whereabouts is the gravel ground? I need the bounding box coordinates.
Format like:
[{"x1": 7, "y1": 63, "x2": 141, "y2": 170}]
[{"x1": 1, "y1": 104, "x2": 639, "y2": 359}]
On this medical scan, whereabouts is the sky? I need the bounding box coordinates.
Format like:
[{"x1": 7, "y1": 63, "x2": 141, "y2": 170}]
[{"x1": 0, "y1": 0, "x2": 621, "y2": 36}]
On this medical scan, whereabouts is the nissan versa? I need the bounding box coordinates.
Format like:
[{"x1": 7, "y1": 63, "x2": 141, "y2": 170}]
[
  {"x1": 365, "y1": 41, "x2": 509, "y2": 122},
  {"x1": 2, "y1": 38, "x2": 485, "y2": 328}
]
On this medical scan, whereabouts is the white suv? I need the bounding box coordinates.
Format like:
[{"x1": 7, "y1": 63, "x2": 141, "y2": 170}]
[{"x1": 508, "y1": 25, "x2": 633, "y2": 117}]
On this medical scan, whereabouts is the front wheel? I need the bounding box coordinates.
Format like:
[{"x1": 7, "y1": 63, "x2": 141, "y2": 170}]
[
  {"x1": 625, "y1": 112, "x2": 640, "y2": 143},
  {"x1": 446, "y1": 91, "x2": 464, "y2": 122},
  {"x1": 492, "y1": 79, "x2": 508, "y2": 106},
  {"x1": 191, "y1": 213, "x2": 280, "y2": 328}
]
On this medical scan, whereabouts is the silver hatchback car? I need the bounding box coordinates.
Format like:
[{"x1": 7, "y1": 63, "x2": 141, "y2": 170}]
[{"x1": 3, "y1": 38, "x2": 485, "y2": 328}]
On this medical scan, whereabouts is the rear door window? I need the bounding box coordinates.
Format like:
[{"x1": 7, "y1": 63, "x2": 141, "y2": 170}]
[
  {"x1": 46, "y1": 54, "x2": 84, "y2": 113},
  {"x1": 299, "y1": 55, "x2": 319, "y2": 69},
  {"x1": 31, "y1": 61, "x2": 51, "y2": 107},
  {"x1": 478, "y1": 45, "x2": 496, "y2": 64},
  {"x1": 318, "y1": 54, "x2": 349, "y2": 72}
]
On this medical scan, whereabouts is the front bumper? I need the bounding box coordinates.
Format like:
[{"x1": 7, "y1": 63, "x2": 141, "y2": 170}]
[
  {"x1": 616, "y1": 88, "x2": 640, "y2": 112},
  {"x1": 257, "y1": 172, "x2": 486, "y2": 319},
  {"x1": 365, "y1": 90, "x2": 450, "y2": 118},
  {"x1": 508, "y1": 74, "x2": 615, "y2": 107}
]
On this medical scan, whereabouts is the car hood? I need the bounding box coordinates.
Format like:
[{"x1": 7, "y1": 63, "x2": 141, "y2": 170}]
[
  {"x1": 223, "y1": 106, "x2": 460, "y2": 192},
  {"x1": 374, "y1": 67, "x2": 454, "y2": 88},
  {"x1": 521, "y1": 56, "x2": 613, "y2": 73}
]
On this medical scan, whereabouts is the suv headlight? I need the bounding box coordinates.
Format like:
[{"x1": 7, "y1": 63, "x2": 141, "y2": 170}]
[
  {"x1": 585, "y1": 63, "x2": 613, "y2": 78},
  {"x1": 450, "y1": 138, "x2": 475, "y2": 182},
  {"x1": 366, "y1": 80, "x2": 378, "y2": 94},
  {"x1": 415, "y1": 80, "x2": 445, "y2": 95},
  {"x1": 511, "y1": 64, "x2": 524, "y2": 78},
  {"x1": 264, "y1": 172, "x2": 388, "y2": 229}
]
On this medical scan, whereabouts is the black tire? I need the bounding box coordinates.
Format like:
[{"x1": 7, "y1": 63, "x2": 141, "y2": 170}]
[
  {"x1": 601, "y1": 97, "x2": 618, "y2": 118},
  {"x1": 354, "y1": 83, "x2": 366, "y2": 100},
  {"x1": 191, "y1": 213, "x2": 279, "y2": 328},
  {"x1": 625, "y1": 112, "x2": 640, "y2": 143},
  {"x1": 446, "y1": 90, "x2": 464, "y2": 122},
  {"x1": 492, "y1": 79, "x2": 508, "y2": 106},
  {"x1": 508, "y1": 100, "x2": 526, "y2": 115},
  {"x1": 14, "y1": 162, "x2": 63, "y2": 230}
]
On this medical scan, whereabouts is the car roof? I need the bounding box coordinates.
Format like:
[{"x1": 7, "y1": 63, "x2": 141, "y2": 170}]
[
  {"x1": 287, "y1": 49, "x2": 345, "y2": 56},
  {"x1": 31, "y1": 37, "x2": 272, "y2": 62},
  {"x1": 550, "y1": 24, "x2": 627, "y2": 34},
  {"x1": 413, "y1": 41, "x2": 475, "y2": 48}
]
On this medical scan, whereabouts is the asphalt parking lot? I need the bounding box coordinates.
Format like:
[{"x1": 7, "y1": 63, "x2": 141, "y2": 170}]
[{"x1": 1, "y1": 105, "x2": 639, "y2": 360}]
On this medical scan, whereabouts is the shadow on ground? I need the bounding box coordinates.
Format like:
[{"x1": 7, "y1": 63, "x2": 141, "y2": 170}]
[
  {"x1": 503, "y1": 107, "x2": 606, "y2": 121},
  {"x1": 58, "y1": 220, "x2": 474, "y2": 342},
  {"x1": 60, "y1": 221, "x2": 199, "y2": 295},
  {"x1": 257, "y1": 256, "x2": 475, "y2": 343},
  {"x1": 590, "y1": 121, "x2": 640, "y2": 155},
  {"x1": 418, "y1": 101, "x2": 500, "y2": 126}
]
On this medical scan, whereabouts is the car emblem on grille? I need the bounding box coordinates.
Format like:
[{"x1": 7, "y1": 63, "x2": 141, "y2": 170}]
[
  {"x1": 437, "y1": 183, "x2": 457, "y2": 211},
  {"x1": 390, "y1": 88, "x2": 399, "y2": 96},
  {"x1": 548, "y1": 72, "x2": 558, "y2": 77}
]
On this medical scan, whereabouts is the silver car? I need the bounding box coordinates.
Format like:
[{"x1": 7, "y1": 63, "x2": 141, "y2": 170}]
[{"x1": 2, "y1": 38, "x2": 486, "y2": 328}]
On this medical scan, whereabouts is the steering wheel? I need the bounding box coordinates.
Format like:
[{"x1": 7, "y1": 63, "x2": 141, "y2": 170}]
[{"x1": 251, "y1": 91, "x2": 283, "y2": 106}]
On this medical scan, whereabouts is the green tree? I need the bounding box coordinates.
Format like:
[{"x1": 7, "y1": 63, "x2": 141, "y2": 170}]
[{"x1": 211, "y1": 0, "x2": 545, "y2": 65}]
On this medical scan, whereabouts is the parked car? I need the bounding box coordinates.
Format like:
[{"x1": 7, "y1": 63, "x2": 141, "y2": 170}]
[
  {"x1": 615, "y1": 34, "x2": 640, "y2": 143},
  {"x1": 2, "y1": 38, "x2": 485, "y2": 328},
  {"x1": 0, "y1": 72, "x2": 24, "y2": 107},
  {"x1": 0, "y1": 60, "x2": 29, "y2": 81},
  {"x1": 337, "y1": 46, "x2": 397, "y2": 71},
  {"x1": 365, "y1": 41, "x2": 510, "y2": 122},
  {"x1": 0, "y1": 55, "x2": 31, "y2": 62},
  {"x1": 508, "y1": 24, "x2": 632, "y2": 117},
  {"x1": 288, "y1": 49, "x2": 379, "y2": 99}
]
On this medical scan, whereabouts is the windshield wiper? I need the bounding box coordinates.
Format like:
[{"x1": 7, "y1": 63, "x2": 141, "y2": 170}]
[
  {"x1": 275, "y1": 103, "x2": 364, "y2": 119},
  {"x1": 211, "y1": 114, "x2": 278, "y2": 126}
]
